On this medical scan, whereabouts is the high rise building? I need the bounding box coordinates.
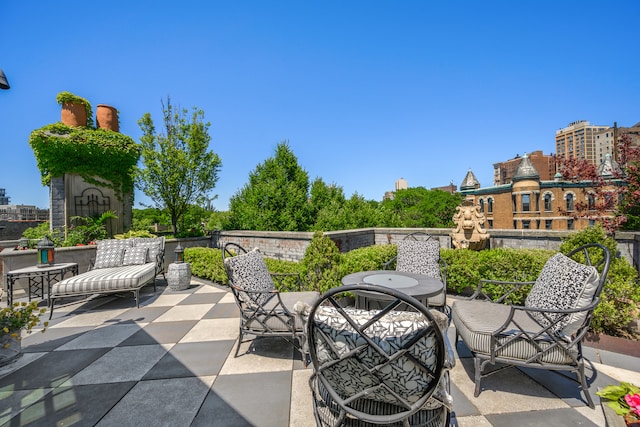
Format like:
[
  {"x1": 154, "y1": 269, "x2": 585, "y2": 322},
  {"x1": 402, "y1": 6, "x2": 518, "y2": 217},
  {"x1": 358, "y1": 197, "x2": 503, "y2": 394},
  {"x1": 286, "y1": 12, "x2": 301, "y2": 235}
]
[
  {"x1": 492, "y1": 151, "x2": 556, "y2": 185},
  {"x1": 555, "y1": 120, "x2": 608, "y2": 165},
  {"x1": 0, "y1": 188, "x2": 9, "y2": 205}
]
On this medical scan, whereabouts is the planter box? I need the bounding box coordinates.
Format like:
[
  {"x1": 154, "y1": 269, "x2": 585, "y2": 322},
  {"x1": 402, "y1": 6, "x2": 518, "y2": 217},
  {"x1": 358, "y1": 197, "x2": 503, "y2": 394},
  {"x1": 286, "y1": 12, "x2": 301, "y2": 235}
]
[{"x1": 584, "y1": 332, "x2": 640, "y2": 358}]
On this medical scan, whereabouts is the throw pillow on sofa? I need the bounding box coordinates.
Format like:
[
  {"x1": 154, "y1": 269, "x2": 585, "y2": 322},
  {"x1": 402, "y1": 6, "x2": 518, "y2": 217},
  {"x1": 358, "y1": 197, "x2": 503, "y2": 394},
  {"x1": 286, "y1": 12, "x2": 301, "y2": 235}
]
[{"x1": 123, "y1": 246, "x2": 149, "y2": 266}]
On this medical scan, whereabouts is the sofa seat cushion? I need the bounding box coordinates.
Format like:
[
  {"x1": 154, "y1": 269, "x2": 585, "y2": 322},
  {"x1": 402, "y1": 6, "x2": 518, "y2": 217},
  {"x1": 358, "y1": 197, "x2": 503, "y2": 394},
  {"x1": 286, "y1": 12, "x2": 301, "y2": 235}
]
[
  {"x1": 451, "y1": 299, "x2": 578, "y2": 364},
  {"x1": 243, "y1": 291, "x2": 319, "y2": 332},
  {"x1": 51, "y1": 263, "x2": 157, "y2": 297}
]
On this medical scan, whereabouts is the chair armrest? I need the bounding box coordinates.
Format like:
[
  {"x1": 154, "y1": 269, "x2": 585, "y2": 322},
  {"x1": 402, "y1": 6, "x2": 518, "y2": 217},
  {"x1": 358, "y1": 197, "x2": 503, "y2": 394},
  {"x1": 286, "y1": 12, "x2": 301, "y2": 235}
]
[
  {"x1": 468, "y1": 279, "x2": 535, "y2": 303},
  {"x1": 383, "y1": 256, "x2": 397, "y2": 271}
]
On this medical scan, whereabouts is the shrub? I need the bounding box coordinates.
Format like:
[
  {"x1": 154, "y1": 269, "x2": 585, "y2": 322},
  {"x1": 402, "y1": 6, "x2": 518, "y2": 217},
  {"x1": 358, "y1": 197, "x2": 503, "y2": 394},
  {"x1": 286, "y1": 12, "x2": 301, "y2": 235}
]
[
  {"x1": 185, "y1": 247, "x2": 227, "y2": 284},
  {"x1": 338, "y1": 244, "x2": 397, "y2": 277},
  {"x1": 301, "y1": 231, "x2": 341, "y2": 294},
  {"x1": 114, "y1": 230, "x2": 157, "y2": 239}
]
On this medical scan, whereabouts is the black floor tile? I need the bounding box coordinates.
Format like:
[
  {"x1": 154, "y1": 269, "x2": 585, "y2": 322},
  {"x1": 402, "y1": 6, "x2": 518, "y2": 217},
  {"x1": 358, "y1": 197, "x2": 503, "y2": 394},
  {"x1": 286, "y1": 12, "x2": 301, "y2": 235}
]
[
  {"x1": 21, "y1": 327, "x2": 94, "y2": 353},
  {"x1": 4, "y1": 382, "x2": 136, "y2": 427},
  {"x1": 118, "y1": 321, "x2": 198, "y2": 346},
  {"x1": 485, "y1": 407, "x2": 600, "y2": 427},
  {"x1": 0, "y1": 348, "x2": 111, "y2": 390},
  {"x1": 203, "y1": 302, "x2": 239, "y2": 319},
  {"x1": 142, "y1": 340, "x2": 235, "y2": 380}
]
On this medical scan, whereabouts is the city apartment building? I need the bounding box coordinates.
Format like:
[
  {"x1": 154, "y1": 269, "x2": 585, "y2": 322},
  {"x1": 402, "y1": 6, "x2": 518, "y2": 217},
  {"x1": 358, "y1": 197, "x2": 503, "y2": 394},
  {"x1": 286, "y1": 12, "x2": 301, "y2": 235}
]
[
  {"x1": 0, "y1": 188, "x2": 9, "y2": 205},
  {"x1": 0, "y1": 204, "x2": 48, "y2": 221},
  {"x1": 555, "y1": 120, "x2": 608, "y2": 165},
  {"x1": 462, "y1": 153, "x2": 624, "y2": 231},
  {"x1": 492, "y1": 150, "x2": 556, "y2": 185}
]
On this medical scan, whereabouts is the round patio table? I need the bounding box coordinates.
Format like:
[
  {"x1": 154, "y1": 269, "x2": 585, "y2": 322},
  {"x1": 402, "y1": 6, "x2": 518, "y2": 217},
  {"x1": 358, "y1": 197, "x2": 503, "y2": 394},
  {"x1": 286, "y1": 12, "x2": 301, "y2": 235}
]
[{"x1": 341, "y1": 270, "x2": 443, "y2": 310}]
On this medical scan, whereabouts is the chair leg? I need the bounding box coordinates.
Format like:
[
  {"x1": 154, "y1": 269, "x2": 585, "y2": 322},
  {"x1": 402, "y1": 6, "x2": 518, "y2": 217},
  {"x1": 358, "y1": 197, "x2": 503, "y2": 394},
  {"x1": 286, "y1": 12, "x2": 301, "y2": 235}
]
[
  {"x1": 473, "y1": 357, "x2": 483, "y2": 397},
  {"x1": 578, "y1": 363, "x2": 595, "y2": 409},
  {"x1": 234, "y1": 328, "x2": 244, "y2": 357},
  {"x1": 49, "y1": 299, "x2": 55, "y2": 320}
]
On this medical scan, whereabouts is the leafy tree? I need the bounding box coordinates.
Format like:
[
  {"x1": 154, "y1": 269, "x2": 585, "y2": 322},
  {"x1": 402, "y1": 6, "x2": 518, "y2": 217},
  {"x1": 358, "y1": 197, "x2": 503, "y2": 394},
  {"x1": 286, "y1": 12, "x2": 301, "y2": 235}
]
[
  {"x1": 132, "y1": 207, "x2": 170, "y2": 232},
  {"x1": 227, "y1": 141, "x2": 311, "y2": 231},
  {"x1": 381, "y1": 187, "x2": 462, "y2": 228},
  {"x1": 137, "y1": 97, "x2": 222, "y2": 235},
  {"x1": 309, "y1": 178, "x2": 346, "y2": 220}
]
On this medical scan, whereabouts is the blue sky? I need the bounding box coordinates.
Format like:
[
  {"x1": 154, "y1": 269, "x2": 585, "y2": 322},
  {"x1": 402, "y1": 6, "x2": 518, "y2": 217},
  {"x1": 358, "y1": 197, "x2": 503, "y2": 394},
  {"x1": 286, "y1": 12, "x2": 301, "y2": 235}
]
[{"x1": 1, "y1": 1, "x2": 639, "y2": 211}]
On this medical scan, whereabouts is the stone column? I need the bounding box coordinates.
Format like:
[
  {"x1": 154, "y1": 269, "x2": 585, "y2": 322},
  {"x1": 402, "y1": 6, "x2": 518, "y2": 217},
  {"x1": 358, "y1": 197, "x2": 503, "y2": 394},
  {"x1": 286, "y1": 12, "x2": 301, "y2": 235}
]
[{"x1": 49, "y1": 176, "x2": 65, "y2": 233}]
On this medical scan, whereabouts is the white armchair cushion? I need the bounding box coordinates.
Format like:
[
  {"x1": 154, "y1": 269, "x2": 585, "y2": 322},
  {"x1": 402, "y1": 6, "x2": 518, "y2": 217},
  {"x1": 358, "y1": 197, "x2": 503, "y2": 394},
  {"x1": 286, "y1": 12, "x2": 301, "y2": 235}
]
[
  {"x1": 94, "y1": 248, "x2": 125, "y2": 269},
  {"x1": 525, "y1": 253, "x2": 599, "y2": 336}
]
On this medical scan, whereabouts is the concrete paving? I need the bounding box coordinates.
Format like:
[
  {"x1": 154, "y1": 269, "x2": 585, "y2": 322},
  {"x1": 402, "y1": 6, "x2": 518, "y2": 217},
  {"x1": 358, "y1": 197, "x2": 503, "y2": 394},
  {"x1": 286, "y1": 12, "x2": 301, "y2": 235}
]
[{"x1": 0, "y1": 278, "x2": 636, "y2": 426}]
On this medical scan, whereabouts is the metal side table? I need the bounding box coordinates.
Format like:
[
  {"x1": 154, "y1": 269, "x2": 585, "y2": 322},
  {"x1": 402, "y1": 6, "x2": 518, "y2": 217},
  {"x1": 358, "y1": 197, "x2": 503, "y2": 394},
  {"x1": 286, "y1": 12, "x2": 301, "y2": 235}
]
[{"x1": 5, "y1": 263, "x2": 78, "y2": 306}]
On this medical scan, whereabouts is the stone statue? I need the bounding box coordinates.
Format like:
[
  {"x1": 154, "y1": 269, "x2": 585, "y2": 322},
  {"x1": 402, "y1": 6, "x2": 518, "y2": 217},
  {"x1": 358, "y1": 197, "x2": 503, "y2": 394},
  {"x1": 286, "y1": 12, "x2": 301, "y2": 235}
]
[{"x1": 450, "y1": 200, "x2": 489, "y2": 250}]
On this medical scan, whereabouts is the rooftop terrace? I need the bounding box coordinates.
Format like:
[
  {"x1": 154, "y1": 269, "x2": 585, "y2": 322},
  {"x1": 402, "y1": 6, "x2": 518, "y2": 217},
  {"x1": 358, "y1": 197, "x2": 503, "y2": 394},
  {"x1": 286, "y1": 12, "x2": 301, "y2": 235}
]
[{"x1": 1, "y1": 278, "x2": 638, "y2": 426}]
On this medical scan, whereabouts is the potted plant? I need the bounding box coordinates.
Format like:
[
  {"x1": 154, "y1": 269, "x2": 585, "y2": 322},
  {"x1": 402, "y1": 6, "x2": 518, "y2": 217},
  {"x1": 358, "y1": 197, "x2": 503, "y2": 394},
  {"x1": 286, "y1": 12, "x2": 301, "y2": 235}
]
[
  {"x1": 56, "y1": 91, "x2": 93, "y2": 128},
  {"x1": 597, "y1": 382, "x2": 640, "y2": 426},
  {"x1": 0, "y1": 296, "x2": 48, "y2": 366}
]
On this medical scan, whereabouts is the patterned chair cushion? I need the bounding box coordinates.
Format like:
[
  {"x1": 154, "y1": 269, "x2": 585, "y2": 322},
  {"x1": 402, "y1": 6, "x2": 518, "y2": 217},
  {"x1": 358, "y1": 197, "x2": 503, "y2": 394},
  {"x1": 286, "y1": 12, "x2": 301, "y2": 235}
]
[
  {"x1": 311, "y1": 306, "x2": 441, "y2": 406},
  {"x1": 396, "y1": 240, "x2": 441, "y2": 279},
  {"x1": 525, "y1": 253, "x2": 599, "y2": 336},
  {"x1": 223, "y1": 248, "x2": 276, "y2": 306},
  {"x1": 133, "y1": 237, "x2": 165, "y2": 264},
  {"x1": 123, "y1": 246, "x2": 149, "y2": 266}
]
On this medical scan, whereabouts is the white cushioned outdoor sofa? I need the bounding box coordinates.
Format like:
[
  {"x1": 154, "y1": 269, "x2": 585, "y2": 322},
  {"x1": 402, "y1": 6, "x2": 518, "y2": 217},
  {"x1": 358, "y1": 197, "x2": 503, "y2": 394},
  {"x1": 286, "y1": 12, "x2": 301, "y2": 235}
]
[{"x1": 49, "y1": 237, "x2": 165, "y2": 318}]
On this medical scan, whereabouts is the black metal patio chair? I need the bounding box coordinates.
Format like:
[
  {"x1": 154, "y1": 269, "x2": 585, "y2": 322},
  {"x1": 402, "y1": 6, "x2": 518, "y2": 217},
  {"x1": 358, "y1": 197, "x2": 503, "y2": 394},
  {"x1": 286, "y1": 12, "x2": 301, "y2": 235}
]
[
  {"x1": 451, "y1": 243, "x2": 611, "y2": 408},
  {"x1": 305, "y1": 283, "x2": 454, "y2": 426},
  {"x1": 384, "y1": 232, "x2": 448, "y2": 314},
  {"x1": 221, "y1": 242, "x2": 319, "y2": 361}
]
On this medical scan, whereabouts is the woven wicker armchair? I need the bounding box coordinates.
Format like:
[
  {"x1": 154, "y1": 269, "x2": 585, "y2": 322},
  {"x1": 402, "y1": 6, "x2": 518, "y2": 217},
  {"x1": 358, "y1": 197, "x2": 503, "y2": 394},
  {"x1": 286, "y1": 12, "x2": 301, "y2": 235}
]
[
  {"x1": 384, "y1": 232, "x2": 448, "y2": 314},
  {"x1": 222, "y1": 242, "x2": 319, "y2": 361},
  {"x1": 304, "y1": 284, "x2": 454, "y2": 426},
  {"x1": 451, "y1": 243, "x2": 611, "y2": 408}
]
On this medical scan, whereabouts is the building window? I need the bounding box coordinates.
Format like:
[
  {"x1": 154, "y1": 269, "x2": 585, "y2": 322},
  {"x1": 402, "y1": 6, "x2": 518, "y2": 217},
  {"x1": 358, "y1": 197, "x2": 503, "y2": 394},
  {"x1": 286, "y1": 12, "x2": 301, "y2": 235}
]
[
  {"x1": 545, "y1": 219, "x2": 552, "y2": 230},
  {"x1": 567, "y1": 219, "x2": 574, "y2": 230},
  {"x1": 566, "y1": 193, "x2": 574, "y2": 211},
  {"x1": 522, "y1": 220, "x2": 530, "y2": 229},
  {"x1": 589, "y1": 219, "x2": 595, "y2": 227},
  {"x1": 522, "y1": 194, "x2": 530, "y2": 212},
  {"x1": 588, "y1": 194, "x2": 596, "y2": 210},
  {"x1": 513, "y1": 220, "x2": 517, "y2": 229},
  {"x1": 488, "y1": 219, "x2": 493, "y2": 229},
  {"x1": 487, "y1": 198, "x2": 493, "y2": 213},
  {"x1": 544, "y1": 193, "x2": 552, "y2": 211},
  {"x1": 479, "y1": 199, "x2": 484, "y2": 213}
]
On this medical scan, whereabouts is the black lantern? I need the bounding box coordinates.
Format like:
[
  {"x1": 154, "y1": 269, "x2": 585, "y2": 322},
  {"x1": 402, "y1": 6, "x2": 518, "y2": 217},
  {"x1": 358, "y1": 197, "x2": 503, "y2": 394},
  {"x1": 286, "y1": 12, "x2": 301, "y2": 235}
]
[
  {"x1": 37, "y1": 237, "x2": 55, "y2": 267},
  {"x1": 174, "y1": 243, "x2": 184, "y2": 263}
]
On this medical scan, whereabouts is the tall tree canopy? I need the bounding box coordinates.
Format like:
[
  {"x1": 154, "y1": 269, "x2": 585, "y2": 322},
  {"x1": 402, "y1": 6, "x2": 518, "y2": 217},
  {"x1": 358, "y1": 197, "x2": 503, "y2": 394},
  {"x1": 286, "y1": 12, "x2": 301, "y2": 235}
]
[
  {"x1": 137, "y1": 98, "x2": 222, "y2": 235},
  {"x1": 227, "y1": 142, "x2": 311, "y2": 231},
  {"x1": 382, "y1": 187, "x2": 462, "y2": 228}
]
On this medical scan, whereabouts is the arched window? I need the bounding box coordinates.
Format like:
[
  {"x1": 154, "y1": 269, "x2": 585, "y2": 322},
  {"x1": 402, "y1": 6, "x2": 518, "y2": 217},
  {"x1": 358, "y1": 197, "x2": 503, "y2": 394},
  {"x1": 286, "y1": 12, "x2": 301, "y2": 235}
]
[
  {"x1": 487, "y1": 198, "x2": 493, "y2": 213},
  {"x1": 544, "y1": 193, "x2": 552, "y2": 211},
  {"x1": 588, "y1": 193, "x2": 596, "y2": 210},
  {"x1": 479, "y1": 199, "x2": 484, "y2": 213},
  {"x1": 566, "y1": 193, "x2": 574, "y2": 211}
]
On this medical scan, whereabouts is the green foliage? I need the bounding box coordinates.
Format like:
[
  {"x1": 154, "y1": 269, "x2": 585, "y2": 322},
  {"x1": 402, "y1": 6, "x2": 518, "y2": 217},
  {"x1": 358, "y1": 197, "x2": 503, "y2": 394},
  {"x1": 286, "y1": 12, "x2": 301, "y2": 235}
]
[
  {"x1": 184, "y1": 247, "x2": 228, "y2": 284},
  {"x1": 1, "y1": 301, "x2": 48, "y2": 339},
  {"x1": 29, "y1": 123, "x2": 139, "y2": 197},
  {"x1": 113, "y1": 230, "x2": 157, "y2": 239},
  {"x1": 227, "y1": 142, "x2": 311, "y2": 231},
  {"x1": 21, "y1": 222, "x2": 53, "y2": 246},
  {"x1": 301, "y1": 231, "x2": 341, "y2": 293},
  {"x1": 137, "y1": 97, "x2": 222, "y2": 235},
  {"x1": 559, "y1": 225, "x2": 640, "y2": 335},
  {"x1": 176, "y1": 205, "x2": 211, "y2": 238},
  {"x1": 442, "y1": 248, "x2": 553, "y2": 303},
  {"x1": 338, "y1": 244, "x2": 397, "y2": 277},
  {"x1": 263, "y1": 258, "x2": 304, "y2": 291},
  {"x1": 206, "y1": 211, "x2": 229, "y2": 230},
  {"x1": 56, "y1": 91, "x2": 94, "y2": 127},
  {"x1": 62, "y1": 211, "x2": 118, "y2": 246},
  {"x1": 381, "y1": 187, "x2": 463, "y2": 228},
  {"x1": 132, "y1": 208, "x2": 170, "y2": 232},
  {"x1": 597, "y1": 382, "x2": 640, "y2": 417}
]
